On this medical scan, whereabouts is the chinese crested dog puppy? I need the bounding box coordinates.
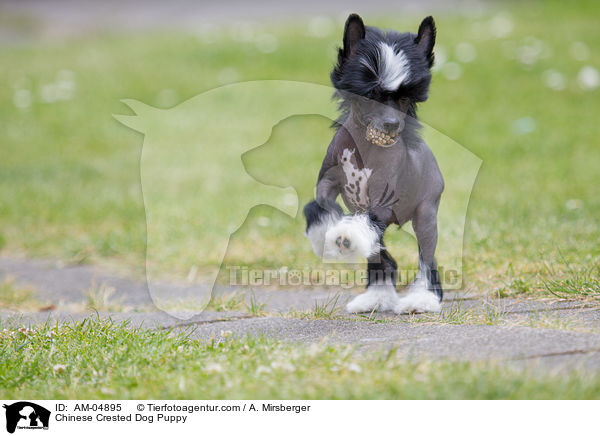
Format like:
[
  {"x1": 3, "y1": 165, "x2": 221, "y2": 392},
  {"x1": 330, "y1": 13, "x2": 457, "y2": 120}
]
[{"x1": 304, "y1": 14, "x2": 444, "y2": 314}]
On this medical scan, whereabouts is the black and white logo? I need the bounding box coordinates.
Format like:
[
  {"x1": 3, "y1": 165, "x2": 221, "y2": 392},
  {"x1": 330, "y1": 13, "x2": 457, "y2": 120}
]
[{"x1": 3, "y1": 402, "x2": 50, "y2": 434}]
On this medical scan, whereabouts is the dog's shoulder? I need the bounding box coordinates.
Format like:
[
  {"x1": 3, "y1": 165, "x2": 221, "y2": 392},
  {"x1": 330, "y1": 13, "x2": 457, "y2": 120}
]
[{"x1": 318, "y1": 126, "x2": 364, "y2": 181}]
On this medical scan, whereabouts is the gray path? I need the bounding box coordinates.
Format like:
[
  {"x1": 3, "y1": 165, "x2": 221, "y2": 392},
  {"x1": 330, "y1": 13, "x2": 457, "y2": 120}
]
[
  {"x1": 2, "y1": 256, "x2": 600, "y2": 371},
  {"x1": 184, "y1": 319, "x2": 600, "y2": 370}
]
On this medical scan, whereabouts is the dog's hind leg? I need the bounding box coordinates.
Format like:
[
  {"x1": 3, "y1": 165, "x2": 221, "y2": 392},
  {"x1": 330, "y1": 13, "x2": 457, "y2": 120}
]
[{"x1": 394, "y1": 201, "x2": 443, "y2": 314}]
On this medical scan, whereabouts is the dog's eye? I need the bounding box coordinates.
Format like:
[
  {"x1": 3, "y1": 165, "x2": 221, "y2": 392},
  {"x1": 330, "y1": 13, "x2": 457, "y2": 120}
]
[{"x1": 397, "y1": 97, "x2": 410, "y2": 108}]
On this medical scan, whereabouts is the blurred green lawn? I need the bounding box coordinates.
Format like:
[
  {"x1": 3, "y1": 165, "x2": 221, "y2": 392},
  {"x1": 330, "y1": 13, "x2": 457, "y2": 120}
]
[
  {"x1": 5, "y1": 319, "x2": 600, "y2": 399},
  {"x1": 1, "y1": 0, "x2": 598, "y2": 296}
]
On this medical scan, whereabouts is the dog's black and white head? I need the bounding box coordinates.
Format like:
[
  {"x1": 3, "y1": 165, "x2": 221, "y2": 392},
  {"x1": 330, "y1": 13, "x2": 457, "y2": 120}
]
[{"x1": 331, "y1": 14, "x2": 436, "y2": 147}]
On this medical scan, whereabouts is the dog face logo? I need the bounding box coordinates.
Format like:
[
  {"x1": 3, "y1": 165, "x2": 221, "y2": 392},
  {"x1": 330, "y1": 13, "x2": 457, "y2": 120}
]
[{"x1": 3, "y1": 402, "x2": 50, "y2": 434}]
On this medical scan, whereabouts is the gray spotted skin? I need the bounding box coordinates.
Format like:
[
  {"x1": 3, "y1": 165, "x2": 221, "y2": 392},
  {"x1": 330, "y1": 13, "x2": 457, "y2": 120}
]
[{"x1": 316, "y1": 116, "x2": 444, "y2": 271}]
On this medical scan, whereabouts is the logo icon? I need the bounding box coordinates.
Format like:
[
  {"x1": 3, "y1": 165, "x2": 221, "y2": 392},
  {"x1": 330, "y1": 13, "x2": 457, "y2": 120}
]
[{"x1": 3, "y1": 402, "x2": 50, "y2": 434}]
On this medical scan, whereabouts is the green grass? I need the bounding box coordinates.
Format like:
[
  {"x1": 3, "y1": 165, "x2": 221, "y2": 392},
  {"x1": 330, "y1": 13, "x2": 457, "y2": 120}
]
[
  {"x1": 0, "y1": 1, "x2": 598, "y2": 292},
  {"x1": 297, "y1": 293, "x2": 344, "y2": 319},
  {"x1": 495, "y1": 255, "x2": 600, "y2": 300},
  {"x1": 207, "y1": 292, "x2": 246, "y2": 312},
  {"x1": 246, "y1": 291, "x2": 267, "y2": 316},
  {"x1": 2, "y1": 318, "x2": 600, "y2": 399},
  {"x1": 542, "y1": 258, "x2": 600, "y2": 300},
  {"x1": 0, "y1": 277, "x2": 46, "y2": 311},
  {"x1": 85, "y1": 280, "x2": 126, "y2": 312}
]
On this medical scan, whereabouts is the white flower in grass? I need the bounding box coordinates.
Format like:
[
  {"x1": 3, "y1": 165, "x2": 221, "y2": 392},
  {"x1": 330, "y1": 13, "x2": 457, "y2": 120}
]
[
  {"x1": 347, "y1": 363, "x2": 362, "y2": 373},
  {"x1": 578, "y1": 66, "x2": 599, "y2": 90},
  {"x1": 19, "y1": 327, "x2": 32, "y2": 336},
  {"x1": 455, "y1": 42, "x2": 477, "y2": 63},
  {"x1": 53, "y1": 364, "x2": 67, "y2": 374},
  {"x1": 257, "y1": 216, "x2": 271, "y2": 227},
  {"x1": 565, "y1": 199, "x2": 583, "y2": 211},
  {"x1": 205, "y1": 362, "x2": 223, "y2": 373},
  {"x1": 570, "y1": 41, "x2": 590, "y2": 61},
  {"x1": 490, "y1": 13, "x2": 514, "y2": 38},
  {"x1": 55, "y1": 69, "x2": 76, "y2": 101},
  {"x1": 516, "y1": 45, "x2": 539, "y2": 66},
  {"x1": 270, "y1": 361, "x2": 295, "y2": 372},
  {"x1": 256, "y1": 365, "x2": 272, "y2": 375},
  {"x1": 442, "y1": 62, "x2": 462, "y2": 81},
  {"x1": 511, "y1": 117, "x2": 536, "y2": 135},
  {"x1": 220, "y1": 330, "x2": 232, "y2": 338},
  {"x1": 306, "y1": 343, "x2": 324, "y2": 357},
  {"x1": 13, "y1": 89, "x2": 32, "y2": 109},
  {"x1": 40, "y1": 83, "x2": 59, "y2": 103},
  {"x1": 542, "y1": 70, "x2": 566, "y2": 91}
]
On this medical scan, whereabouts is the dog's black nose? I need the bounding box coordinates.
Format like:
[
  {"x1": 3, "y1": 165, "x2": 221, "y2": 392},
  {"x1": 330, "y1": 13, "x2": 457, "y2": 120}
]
[{"x1": 383, "y1": 118, "x2": 400, "y2": 132}]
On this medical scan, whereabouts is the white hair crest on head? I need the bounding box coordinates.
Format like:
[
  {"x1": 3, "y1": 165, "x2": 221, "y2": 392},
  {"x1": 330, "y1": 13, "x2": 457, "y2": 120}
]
[{"x1": 374, "y1": 42, "x2": 410, "y2": 91}]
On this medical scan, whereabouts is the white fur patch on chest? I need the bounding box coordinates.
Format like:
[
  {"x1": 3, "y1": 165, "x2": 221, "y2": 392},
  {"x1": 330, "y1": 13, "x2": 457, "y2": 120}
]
[{"x1": 341, "y1": 148, "x2": 372, "y2": 211}]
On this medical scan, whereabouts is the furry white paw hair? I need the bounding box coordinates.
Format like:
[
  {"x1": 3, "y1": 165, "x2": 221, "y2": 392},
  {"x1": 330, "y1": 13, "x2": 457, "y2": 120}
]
[
  {"x1": 345, "y1": 281, "x2": 400, "y2": 313},
  {"x1": 346, "y1": 275, "x2": 442, "y2": 314},
  {"x1": 308, "y1": 214, "x2": 380, "y2": 261}
]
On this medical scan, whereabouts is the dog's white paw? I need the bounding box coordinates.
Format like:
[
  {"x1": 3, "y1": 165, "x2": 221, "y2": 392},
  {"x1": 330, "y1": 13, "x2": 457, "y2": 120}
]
[
  {"x1": 346, "y1": 282, "x2": 400, "y2": 313},
  {"x1": 394, "y1": 277, "x2": 441, "y2": 314},
  {"x1": 323, "y1": 214, "x2": 380, "y2": 261},
  {"x1": 306, "y1": 214, "x2": 340, "y2": 258}
]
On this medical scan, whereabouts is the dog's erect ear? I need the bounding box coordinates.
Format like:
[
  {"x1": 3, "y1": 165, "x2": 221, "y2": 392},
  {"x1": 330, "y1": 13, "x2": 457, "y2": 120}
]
[
  {"x1": 415, "y1": 16, "x2": 436, "y2": 67},
  {"x1": 342, "y1": 14, "x2": 365, "y2": 59}
]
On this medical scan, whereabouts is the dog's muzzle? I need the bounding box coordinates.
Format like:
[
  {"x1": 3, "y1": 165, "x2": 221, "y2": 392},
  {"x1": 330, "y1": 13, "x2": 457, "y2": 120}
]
[{"x1": 366, "y1": 123, "x2": 398, "y2": 147}]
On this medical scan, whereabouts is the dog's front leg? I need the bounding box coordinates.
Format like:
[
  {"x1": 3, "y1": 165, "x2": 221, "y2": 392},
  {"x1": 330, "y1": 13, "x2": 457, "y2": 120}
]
[
  {"x1": 345, "y1": 208, "x2": 401, "y2": 313},
  {"x1": 394, "y1": 201, "x2": 443, "y2": 314},
  {"x1": 321, "y1": 212, "x2": 382, "y2": 261},
  {"x1": 303, "y1": 177, "x2": 343, "y2": 258}
]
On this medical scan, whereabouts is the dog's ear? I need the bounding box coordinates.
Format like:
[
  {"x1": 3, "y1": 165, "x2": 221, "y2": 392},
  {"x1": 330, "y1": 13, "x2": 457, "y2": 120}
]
[
  {"x1": 415, "y1": 16, "x2": 436, "y2": 67},
  {"x1": 342, "y1": 14, "x2": 365, "y2": 59}
]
